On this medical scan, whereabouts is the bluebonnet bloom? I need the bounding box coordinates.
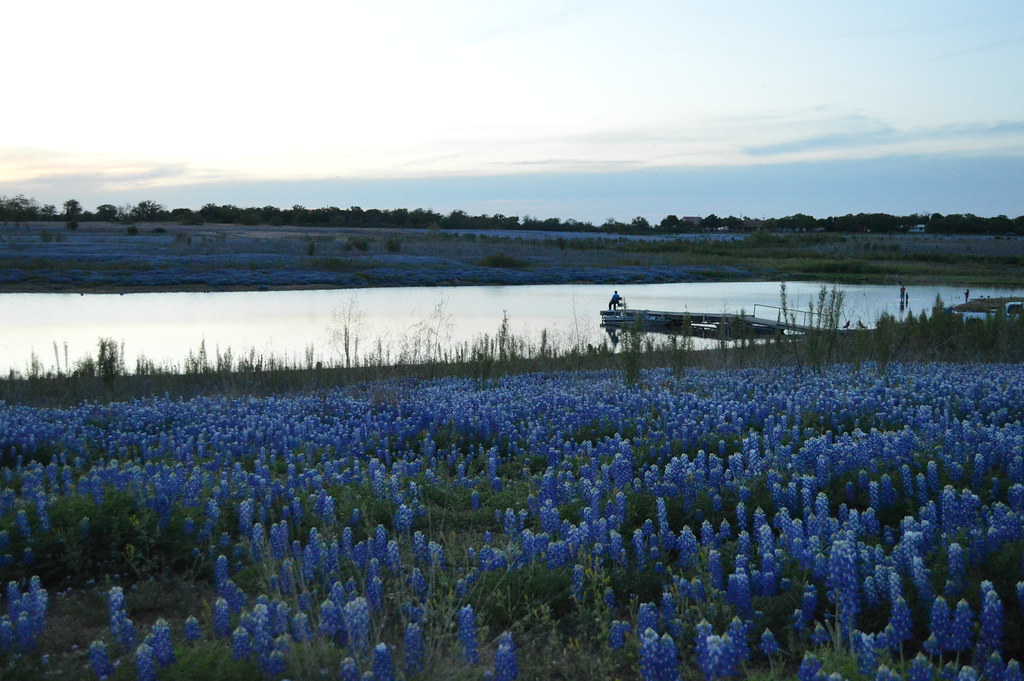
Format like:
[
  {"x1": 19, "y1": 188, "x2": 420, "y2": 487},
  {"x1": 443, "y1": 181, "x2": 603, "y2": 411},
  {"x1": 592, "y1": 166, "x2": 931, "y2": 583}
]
[
  {"x1": 232, "y1": 625, "x2": 251, "y2": 660},
  {"x1": 494, "y1": 631, "x2": 518, "y2": 681},
  {"x1": 875, "y1": 666, "x2": 902, "y2": 681},
  {"x1": 248, "y1": 603, "x2": 273, "y2": 660},
  {"x1": 367, "y1": 576, "x2": 384, "y2": 611},
  {"x1": 888, "y1": 596, "x2": 912, "y2": 650},
  {"x1": 340, "y1": 657, "x2": 359, "y2": 681},
  {"x1": 707, "y1": 550, "x2": 724, "y2": 590},
  {"x1": 135, "y1": 642, "x2": 157, "y2": 681},
  {"x1": 287, "y1": 611, "x2": 310, "y2": 642},
  {"x1": 759, "y1": 628, "x2": 780, "y2": 657},
  {"x1": 695, "y1": 631, "x2": 737, "y2": 681},
  {"x1": 319, "y1": 598, "x2": 342, "y2": 639},
  {"x1": 408, "y1": 568, "x2": 429, "y2": 602},
  {"x1": 810, "y1": 622, "x2": 830, "y2": 646},
  {"x1": 344, "y1": 597, "x2": 371, "y2": 654},
  {"x1": 404, "y1": 622, "x2": 424, "y2": 677},
  {"x1": 948, "y1": 599, "x2": 973, "y2": 653},
  {"x1": 944, "y1": 543, "x2": 966, "y2": 598},
  {"x1": 1005, "y1": 660, "x2": 1023, "y2": 681},
  {"x1": 639, "y1": 628, "x2": 680, "y2": 681},
  {"x1": 797, "y1": 653, "x2": 823, "y2": 681},
  {"x1": 982, "y1": 652, "x2": 1005, "y2": 681},
  {"x1": 213, "y1": 597, "x2": 231, "y2": 638},
  {"x1": 979, "y1": 581, "x2": 1004, "y2": 657},
  {"x1": 393, "y1": 504, "x2": 414, "y2": 534},
  {"x1": 726, "y1": 618, "x2": 749, "y2": 667},
  {"x1": 827, "y1": 539, "x2": 859, "y2": 640},
  {"x1": 151, "y1": 618, "x2": 175, "y2": 666},
  {"x1": 610, "y1": 620, "x2": 630, "y2": 649},
  {"x1": 855, "y1": 632, "x2": 880, "y2": 677},
  {"x1": 458, "y1": 604, "x2": 479, "y2": 663},
  {"x1": 909, "y1": 653, "x2": 934, "y2": 681},
  {"x1": 183, "y1": 615, "x2": 201, "y2": 642},
  {"x1": 372, "y1": 642, "x2": 395, "y2": 681},
  {"x1": 88, "y1": 640, "x2": 115, "y2": 679},
  {"x1": 958, "y1": 666, "x2": 979, "y2": 681},
  {"x1": 108, "y1": 586, "x2": 136, "y2": 651},
  {"x1": 214, "y1": 554, "x2": 229, "y2": 588},
  {"x1": 726, "y1": 570, "x2": 752, "y2": 617},
  {"x1": 929, "y1": 596, "x2": 951, "y2": 653},
  {"x1": 0, "y1": 618, "x2": 12, "y2": 651},
  {"x1": 637, "y1": 602, "x2": 658, "y2": 636},
  {"x1": 571, "y1": 564, "x2": 585, "y2": 601},
  {"x1": 15, "y1": 509, "x2": 31, "y2": 539}
]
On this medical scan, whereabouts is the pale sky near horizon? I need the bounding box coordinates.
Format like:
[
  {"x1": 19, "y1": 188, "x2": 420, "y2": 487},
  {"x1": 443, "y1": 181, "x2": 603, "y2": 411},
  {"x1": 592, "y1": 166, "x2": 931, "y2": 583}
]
[{"x1": 2, "y1": 0, "x2": 1023, "y2": 222}]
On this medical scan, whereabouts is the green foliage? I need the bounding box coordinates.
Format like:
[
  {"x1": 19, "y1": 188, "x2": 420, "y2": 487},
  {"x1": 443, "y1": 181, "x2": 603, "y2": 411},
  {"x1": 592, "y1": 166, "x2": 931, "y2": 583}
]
[
  {"x1": 344, "y1": 236, "x2": 370, "y2": 251},
  {"x1": 0, "y1": 490, "x2": 208, "y2": 585},
  {"x1": 473, "y1": 565, "x2": 574, "y2": 627},
  {"x1": 477, "y1": 252, "x2": 530, "y2": 268}
]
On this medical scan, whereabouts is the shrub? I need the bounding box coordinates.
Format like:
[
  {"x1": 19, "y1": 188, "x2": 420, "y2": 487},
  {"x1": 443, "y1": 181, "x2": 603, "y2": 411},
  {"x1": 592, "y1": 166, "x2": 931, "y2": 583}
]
[{"x1": 477, "y1": 252, "x2": 530, "y2": 268}]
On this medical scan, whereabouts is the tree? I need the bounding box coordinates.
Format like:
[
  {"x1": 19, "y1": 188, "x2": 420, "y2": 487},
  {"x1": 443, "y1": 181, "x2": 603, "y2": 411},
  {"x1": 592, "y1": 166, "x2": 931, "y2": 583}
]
[
  {"x1": 130, "y1": 200, "x2": 165, "y2": 222},
  {"x1": 0, "y1": 194, "x2": 40, "y2": 224},
  {"x1": 700, "y1": 214, "x2": 721, "y2": 230},
  {"x1": 95, "y1": 204, "x2": 119, "y2": 221},
  {"x1": 63, "y1": 199, "x2": 82, "y2": 219},
  {"x1": 63, "y1": 199, "x2": 82, "y2": 229}
]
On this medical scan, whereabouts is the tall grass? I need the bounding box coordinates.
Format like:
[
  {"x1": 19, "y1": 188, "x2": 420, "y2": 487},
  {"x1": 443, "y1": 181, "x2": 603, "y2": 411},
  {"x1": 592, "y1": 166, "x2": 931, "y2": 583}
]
[{"x1": 3, "y1": 293, "x2": 1023, "y2": 406}]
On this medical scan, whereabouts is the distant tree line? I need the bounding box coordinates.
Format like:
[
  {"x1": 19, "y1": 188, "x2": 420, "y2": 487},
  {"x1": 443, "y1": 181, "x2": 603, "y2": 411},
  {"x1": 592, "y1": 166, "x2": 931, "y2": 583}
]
[{"x1": 1, "y1": 193, "x2": 1022, "y2": 235}]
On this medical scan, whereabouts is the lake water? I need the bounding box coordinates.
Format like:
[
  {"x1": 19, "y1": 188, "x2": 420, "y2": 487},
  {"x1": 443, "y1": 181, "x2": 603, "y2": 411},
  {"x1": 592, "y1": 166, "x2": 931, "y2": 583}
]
[{"x1": 2, "y1": 281, "x2": 1019, "y2": 375}]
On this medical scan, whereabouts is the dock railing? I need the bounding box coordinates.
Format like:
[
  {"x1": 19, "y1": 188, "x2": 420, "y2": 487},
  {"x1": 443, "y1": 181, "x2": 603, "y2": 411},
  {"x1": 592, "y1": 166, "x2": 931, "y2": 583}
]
[{"x1": 752, "y1": 304, "x2": 817, "y2": 329}]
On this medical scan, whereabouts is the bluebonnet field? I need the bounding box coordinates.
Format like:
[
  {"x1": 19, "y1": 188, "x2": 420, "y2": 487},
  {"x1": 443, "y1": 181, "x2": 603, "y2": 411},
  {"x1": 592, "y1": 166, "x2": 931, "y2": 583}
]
[
  {"x1": 2, "y1": 361, "x2": 1023, "y2": 680},
  {"x1": 0, "y1": 223, "x2": 749, "y2": 292}
]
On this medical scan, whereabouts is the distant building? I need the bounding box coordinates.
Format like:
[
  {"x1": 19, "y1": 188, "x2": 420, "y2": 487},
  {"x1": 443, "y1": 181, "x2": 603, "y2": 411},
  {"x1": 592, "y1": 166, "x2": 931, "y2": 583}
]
[{"x1": 908, "y1": 225, "x2": 926, "y2": 233}]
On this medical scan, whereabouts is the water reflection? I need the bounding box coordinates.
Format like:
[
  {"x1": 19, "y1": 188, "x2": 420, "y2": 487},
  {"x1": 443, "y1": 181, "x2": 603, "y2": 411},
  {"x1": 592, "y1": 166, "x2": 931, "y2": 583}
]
[{"x1": 2, "y1": 281, "x2": 1020, "y2": 375}]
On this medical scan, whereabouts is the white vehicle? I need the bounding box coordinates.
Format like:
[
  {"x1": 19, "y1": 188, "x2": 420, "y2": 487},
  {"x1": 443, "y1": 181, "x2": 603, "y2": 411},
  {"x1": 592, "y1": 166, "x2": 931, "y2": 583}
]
[{"x1": 954, "y1": 300, "x2": 1022, "y2": 320}]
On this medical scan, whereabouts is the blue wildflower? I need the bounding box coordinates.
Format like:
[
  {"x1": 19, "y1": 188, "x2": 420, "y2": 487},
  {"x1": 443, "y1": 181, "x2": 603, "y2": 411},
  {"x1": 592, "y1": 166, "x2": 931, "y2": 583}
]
[
  {"x1": 151, "y1": 618, "x2": 175, "y2": 666},
  {"x1": 759, "y1": 628, "x2": 780, "y2": 657},
  {"x1": 458, "y1": 604, "x2": 479, "y2": 663},
  {"x1": 948, "y1": 599, "x2": 973, "y2": 653},
  {"x1": 232, "y1": 625, "x2": 251, "y2": 660},
  {"x1": 88, "y1": 640, "x2": 115, "y2": 680},
  {"x1": 373, "y1": 642, "x2": 395, "y2": 681},
  {"x1": 404, "y1": 622, "x2": 424, "y2": 677},
  {"x1": 797, "y1": 653, "x2": 823, "y2": 681},
  {"x1": 494, "y1": 631, "x2": 518, "y2": 681},
  {"x1": 183, "y1": 615, "x2": 201, "y2": 642},
  {"x1": 135, "y1": 642, "x2": 157, "y2": 681},
  {"x1": 610, "y1": 620, "x2": 630, "y2": 649},
  {"x1": 639, "y1": 628, "x2": 680, "y2": 681},
  {"x1": 344, "y1": 597, "x2": 371, "y2": 653}
]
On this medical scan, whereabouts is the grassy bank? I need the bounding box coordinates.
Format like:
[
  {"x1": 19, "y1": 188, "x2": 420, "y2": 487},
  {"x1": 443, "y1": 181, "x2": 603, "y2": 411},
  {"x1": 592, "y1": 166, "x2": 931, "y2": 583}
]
[
  {"x1": 4, "y1": 296, "x2": 1022, "y2": 407},
  {"x1": 3, "y1": 222, "x2": 1023, "y2": 293}
]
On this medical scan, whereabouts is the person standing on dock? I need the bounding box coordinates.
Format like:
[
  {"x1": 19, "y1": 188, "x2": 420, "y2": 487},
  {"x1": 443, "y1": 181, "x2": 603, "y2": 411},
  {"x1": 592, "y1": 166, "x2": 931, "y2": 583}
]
[
  {"x1": 608, "y1": 290, "x2": 622, "y2": 310},
  {"x1": 964, "y1": 288, "x2": 970, "y2": 303}
]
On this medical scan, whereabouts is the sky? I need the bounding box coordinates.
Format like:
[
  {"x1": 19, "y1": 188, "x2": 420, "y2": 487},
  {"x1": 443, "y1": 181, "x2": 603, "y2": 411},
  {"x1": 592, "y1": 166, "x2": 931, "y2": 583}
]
[{"x1": 2, "y1": 0, "x2": 1023, "y2": 223}]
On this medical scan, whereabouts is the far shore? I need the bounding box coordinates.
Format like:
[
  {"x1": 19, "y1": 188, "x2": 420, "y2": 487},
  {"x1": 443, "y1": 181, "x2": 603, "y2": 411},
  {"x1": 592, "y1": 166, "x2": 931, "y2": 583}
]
[{"x1": 2, "y1": 221, "x2": 1022, "y2": 294}]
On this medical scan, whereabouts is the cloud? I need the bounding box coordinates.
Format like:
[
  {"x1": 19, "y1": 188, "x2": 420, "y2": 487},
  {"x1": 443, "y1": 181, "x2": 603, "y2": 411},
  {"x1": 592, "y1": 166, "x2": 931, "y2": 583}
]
[
  {"x1": 0, "y1": 147, "x2": 243, "y2": 197},
  {"x1": 745, "y1": 119, "x2": 1024, "y2": 158}
]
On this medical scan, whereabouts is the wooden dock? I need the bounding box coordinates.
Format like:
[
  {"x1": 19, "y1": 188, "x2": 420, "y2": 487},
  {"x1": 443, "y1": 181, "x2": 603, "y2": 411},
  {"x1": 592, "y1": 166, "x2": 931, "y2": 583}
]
[{"x1": 600, "y1": 304, "x2": 815, "y2": 337}]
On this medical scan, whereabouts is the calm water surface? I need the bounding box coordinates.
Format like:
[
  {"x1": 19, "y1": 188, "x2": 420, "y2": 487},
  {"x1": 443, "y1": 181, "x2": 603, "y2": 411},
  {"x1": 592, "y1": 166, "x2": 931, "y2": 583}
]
[{"x1": 2, "y1": 281, "x2": 1019, "y2": 374}]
